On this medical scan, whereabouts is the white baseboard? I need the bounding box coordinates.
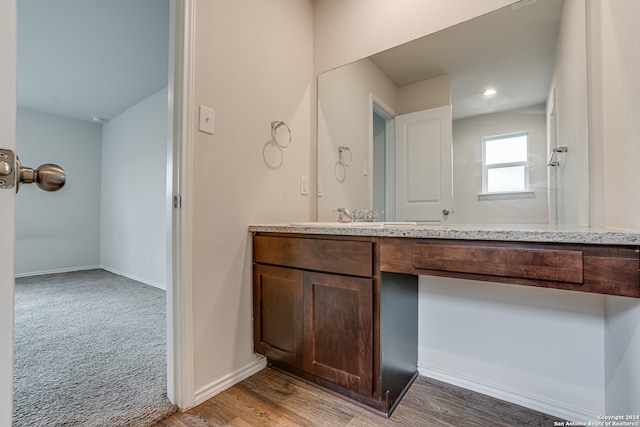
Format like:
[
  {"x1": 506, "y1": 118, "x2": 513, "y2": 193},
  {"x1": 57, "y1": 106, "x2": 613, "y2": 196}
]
[
  {"x1": 99, "y1": 265, "x2": 166, "y2": 290},
  {"x1": 15, "y1": 265, "x2": 100, "y2": 278},
  {"x1": 194, "y1": 355, "x2": 267, "y2": 406},
  {"x1": 418, "y1": 364, "x2": 600, "y2": 422},
  {"x1": 15, "y1": 265, "x2": 165, "y2": 291}
]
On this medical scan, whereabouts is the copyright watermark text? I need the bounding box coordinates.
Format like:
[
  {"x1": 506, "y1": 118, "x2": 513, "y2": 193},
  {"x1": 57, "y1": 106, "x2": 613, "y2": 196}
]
[{"x1": 554, "y1": 415, "x2": 640, "y2": 427}]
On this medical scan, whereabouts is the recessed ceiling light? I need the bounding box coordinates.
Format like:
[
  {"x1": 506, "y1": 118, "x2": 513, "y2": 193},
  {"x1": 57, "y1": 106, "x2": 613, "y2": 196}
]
[{"x1": 483, "y1": 89, "x2": 497, "y2": 96}]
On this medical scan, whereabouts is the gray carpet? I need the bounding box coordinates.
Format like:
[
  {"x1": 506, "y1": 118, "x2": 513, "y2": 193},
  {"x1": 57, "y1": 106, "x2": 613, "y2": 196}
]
[{"x1": 13, "y1": 269, "x2": 178, "y2": 427}]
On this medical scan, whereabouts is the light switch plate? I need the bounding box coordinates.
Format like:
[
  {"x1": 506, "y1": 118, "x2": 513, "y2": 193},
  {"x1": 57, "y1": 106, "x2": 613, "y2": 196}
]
[
  {"x1": 300, "y1": 176, "x2": 309, "y2": 195},
  {"x1": 199, "y1": 105, "x2": 215, "y2": 135}
]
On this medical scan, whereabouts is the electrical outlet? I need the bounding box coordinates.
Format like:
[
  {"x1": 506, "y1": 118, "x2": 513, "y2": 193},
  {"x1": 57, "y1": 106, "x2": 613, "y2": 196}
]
[{"x1": 300, "y1": 176, "x2": 309, "y2": 195}]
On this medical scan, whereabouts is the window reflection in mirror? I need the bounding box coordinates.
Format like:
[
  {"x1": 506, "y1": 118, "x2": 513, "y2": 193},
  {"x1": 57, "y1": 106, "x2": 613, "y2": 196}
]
[
  {"x1": 482, "y1": 132, "x2": 529, "y2": 194},
  {"x1": 317, "y1": 0, "x2": 589, "y2": 226}
]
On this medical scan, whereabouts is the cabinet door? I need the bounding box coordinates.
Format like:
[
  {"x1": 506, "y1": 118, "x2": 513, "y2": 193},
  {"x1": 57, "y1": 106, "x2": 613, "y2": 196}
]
[
  {"x1": 253, "y1": 265, "x2": 304, "y2": 368},
  {"x1": 303, "y1": 272, "x2": 373, "y2": 396}
]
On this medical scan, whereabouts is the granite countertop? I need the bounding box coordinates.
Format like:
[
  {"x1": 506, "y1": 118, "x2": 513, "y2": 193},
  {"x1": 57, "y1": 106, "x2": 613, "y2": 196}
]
[{"x1": 248, "y1": 223, "x2": 640, "y2": 246}]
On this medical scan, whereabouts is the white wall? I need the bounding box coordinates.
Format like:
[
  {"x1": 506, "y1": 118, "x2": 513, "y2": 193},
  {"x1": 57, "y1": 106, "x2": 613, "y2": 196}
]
[
  {"x1": 313, "y1": 0, "x2": 607, "y2": 419},
  {"x1": 605, "y1": 298, "x2": 640, "y2": 414},
  {"x1": 451, "y1": 106, "x2": 549, "y2": 224},
  {"x1": 419, "y1": 277, "x2": 605, "y2": 418},
  {"x1": 100, "y1": 88, "x2": 168, "y2": 289},
  {"x1": 16, "y1": 108, "x2": 101, "y2": 275},
  {"x1": 191, "y1": 0, "x2": 313, "y2": 400},
  {"x1": 548, "y1": 0, "x2": 589, "y2": 226},
  {"x1": 16, "y1": 91, "x2": 168, "y2": 288},
  {"x1": 317, "y1": 58, "x2": 397, "y2": 220},
  {"x1": 598, "y1": 0, "x2": 640, "y2": 416}
]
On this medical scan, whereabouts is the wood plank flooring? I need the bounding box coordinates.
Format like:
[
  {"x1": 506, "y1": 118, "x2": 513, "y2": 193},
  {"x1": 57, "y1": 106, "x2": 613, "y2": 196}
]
[{"x1": 154, "y1": 367, "x2": 561, "y2": 426}]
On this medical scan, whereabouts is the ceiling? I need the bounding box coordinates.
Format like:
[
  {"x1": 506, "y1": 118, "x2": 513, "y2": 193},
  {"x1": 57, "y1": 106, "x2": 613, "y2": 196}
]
[
  {"x1": 17, "y1": 0, "x2": 563, "y2": 124},
  {"x1": 17, "y1": 0, "x2": 170, "y2": 123},
  {"x1": 369, "y1": 0, "x2": 565, "y2": 120}
]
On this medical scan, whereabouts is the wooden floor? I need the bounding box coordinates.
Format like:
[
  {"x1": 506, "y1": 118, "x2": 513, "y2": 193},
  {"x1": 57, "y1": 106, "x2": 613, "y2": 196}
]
[{"x1": 154, "y1": 367, "x2": 560, "y2": 427}]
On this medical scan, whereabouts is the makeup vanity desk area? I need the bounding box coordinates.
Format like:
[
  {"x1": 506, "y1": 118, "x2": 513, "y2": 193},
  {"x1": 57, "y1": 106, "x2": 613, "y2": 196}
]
[{"x1": 249, "y1": 223, "x2": 640, "y2": 415}]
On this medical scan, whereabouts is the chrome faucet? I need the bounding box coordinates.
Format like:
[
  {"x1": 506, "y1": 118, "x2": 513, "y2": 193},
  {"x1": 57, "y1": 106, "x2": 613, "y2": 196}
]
[{"x1": 335, "y1": 207, "x2": 352, "y2": 223}]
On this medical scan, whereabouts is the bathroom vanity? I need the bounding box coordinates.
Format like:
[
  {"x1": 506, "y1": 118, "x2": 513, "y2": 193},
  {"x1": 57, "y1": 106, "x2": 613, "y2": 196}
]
[{"x1": 250, "y1": 224, "x2": 640, "y2": 415}]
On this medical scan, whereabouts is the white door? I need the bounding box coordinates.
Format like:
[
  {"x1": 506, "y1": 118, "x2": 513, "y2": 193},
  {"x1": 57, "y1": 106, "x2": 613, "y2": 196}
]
[
  {"x1": 395, "y1": 106, "x2": 453, "y2": 223},
  {"x1": 0, "y1": 0, "x2": 17, "y2": 423}
]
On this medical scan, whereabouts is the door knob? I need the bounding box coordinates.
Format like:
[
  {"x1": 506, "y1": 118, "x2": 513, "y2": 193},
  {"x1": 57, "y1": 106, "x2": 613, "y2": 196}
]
[
  {"x1": 17, "y1": 157, "x2": 66, "y2": 192},
  {"x1": 0, "y1": 149, "x2": 66, "y2": 192},
  {"x1": 442, "y1": 209, "x2": 450, "y2": 216}
]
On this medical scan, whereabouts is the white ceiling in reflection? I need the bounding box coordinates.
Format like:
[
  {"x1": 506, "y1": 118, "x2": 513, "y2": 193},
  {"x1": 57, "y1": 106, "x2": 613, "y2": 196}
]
[{"x1": 369, "y1": 0, "x2": 564, "y2": 120}]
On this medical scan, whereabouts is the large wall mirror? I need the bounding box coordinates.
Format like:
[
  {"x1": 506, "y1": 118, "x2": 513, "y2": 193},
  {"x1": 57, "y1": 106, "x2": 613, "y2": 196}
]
[{"x1": 317, "y1": 0, "x2": 589, "y2": 225}]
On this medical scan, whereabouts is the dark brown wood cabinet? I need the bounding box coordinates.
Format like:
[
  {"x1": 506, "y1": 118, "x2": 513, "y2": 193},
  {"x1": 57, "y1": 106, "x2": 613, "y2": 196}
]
[
  {"x1": 303, "y1": 271, "x2": 373, "y2": 396},
  {"x1": 253, "y1": 231, "x2": 639, "y2": 417},
  {"x1": 380, "y1": 238, "x2": 640, "y2": 297},
  {"x1": 253, "y1": 264, "x2": 304, "y2": 368},
  {"x1": 252, "y1": 233, "x2": 419, "y2": 415}
]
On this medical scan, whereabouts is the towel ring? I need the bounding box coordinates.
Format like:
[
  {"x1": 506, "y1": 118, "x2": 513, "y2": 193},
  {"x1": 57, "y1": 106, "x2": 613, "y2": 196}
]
[
  {"x1": 271, "y1": 121, "x2": 291, "y2": 149},
  {"x1": 338, "y1": 146, "x2": 352, "y2": 167}
]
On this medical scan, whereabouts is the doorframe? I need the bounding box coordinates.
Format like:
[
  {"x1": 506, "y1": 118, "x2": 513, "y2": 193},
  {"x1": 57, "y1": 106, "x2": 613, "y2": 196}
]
[
  {"x1": 167, "y1": 0, "x2": 195, "y2": 410},
  {"x1": 547, "y1": 88, "x2": 559, "y2": 225},
  {"x1": 2, "y1": 0, "x2": 197, "y2": 420},
  {"x1": 369, "y1": 94, "x2": 396, "y2": 221},
  {"x1": 0, "y1": 0, "x2": 17, "y2": 423}
]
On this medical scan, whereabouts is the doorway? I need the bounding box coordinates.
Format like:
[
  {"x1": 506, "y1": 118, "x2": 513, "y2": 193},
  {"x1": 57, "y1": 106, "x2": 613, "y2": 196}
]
[{"x1": 14, "y1": 0, "x2": 176, "y2": 421}]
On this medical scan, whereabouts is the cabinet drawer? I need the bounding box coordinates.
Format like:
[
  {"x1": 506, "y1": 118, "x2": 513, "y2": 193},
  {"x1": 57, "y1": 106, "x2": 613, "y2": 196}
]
[
  {"x1": 413, "y1": 243, "x2": 584, "y2": 284},
  {"x1": 254, "y1": 235, "x2": 374, "y2": 277}
]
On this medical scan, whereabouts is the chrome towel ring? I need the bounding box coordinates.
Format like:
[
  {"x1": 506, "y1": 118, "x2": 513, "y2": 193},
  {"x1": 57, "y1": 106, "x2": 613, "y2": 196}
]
[
  {"x1": 271, "y1": 121, "x2": 291, "y2": 148},
  {"x1": 338, "y1": 146, "x2": 352, "y2": 167}
]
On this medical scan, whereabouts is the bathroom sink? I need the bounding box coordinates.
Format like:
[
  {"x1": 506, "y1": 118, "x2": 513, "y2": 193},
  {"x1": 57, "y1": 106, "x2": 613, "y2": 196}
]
[{"x1": 290, "y1": 221, "x2": 417, "y2": 228}]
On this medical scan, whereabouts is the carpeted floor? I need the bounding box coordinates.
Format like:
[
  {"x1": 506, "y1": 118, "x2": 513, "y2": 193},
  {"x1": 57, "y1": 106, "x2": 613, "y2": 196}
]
[{"x1": 13, "y1": 269, "x2": 178, "y2": 427}]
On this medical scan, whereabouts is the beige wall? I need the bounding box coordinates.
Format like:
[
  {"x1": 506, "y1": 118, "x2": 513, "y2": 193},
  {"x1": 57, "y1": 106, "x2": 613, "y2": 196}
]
[
  {"x1": 185, "y1": 0, "x2": 640, "y2": 417},
  {"x1": 396, "y1": 75, "x2": 450, "y2": 115},
  {"x1": 312, "y1": 0, "x2": 607, "y2": 418},
  {"x1": 191, "y1": 0, "x2": 313, "y2": 396},
  {"x1": 601, "y1": 1, "x2": 640, "y2": 230},
  {"x1": 313, "y1": 0, "x2": 515, "y2": 75},
  {"x1": 549, "y1": 0, "x2": 589, "y2": 226},
  {"x1": 598, "y1": 0, "x2": 640, "y2": 416},
  {"x1": 317, "y1": 58, "x2": 396, "y2": 220},
  {"x1": 317, "y1": 64, "x2": 450, "y2": 220}
]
